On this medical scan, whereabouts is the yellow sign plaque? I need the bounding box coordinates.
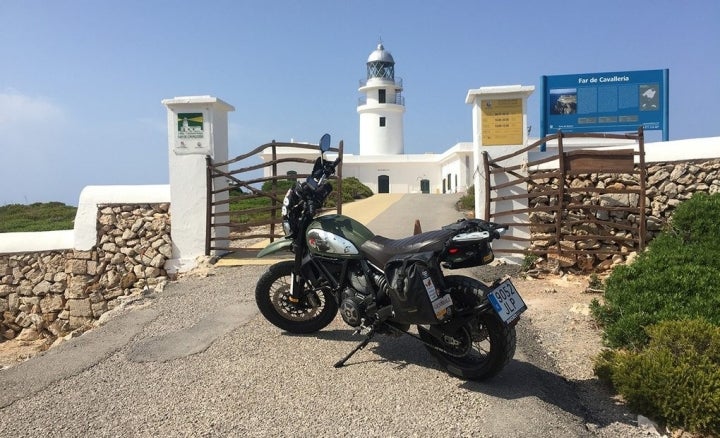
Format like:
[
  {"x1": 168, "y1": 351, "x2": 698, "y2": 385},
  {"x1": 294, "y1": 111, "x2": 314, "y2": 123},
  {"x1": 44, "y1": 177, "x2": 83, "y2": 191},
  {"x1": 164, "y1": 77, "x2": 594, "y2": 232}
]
[{"x1": 481, "y1": 99, "x2": 523, "y2": 146}]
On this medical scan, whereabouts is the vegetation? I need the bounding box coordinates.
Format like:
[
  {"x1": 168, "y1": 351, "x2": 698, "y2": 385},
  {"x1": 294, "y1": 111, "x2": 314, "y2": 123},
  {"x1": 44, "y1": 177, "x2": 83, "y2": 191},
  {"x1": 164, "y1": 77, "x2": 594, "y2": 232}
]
[
  {"x1": 0, "y1": 202, "x2": 77, "y2": 232},
  {"x1": 458, "y1": 184, "x2": 475, "y2": 210},
  {"x1": 0, "y1": 178, "x2": 374, "y2": 233},
  {"x1": 230, "y1": 177, "x2": 373, "y2": 224},
  {"x1": 521, "y1": 253, "x2": 538, "y2": 271},
  {"x1": 591, "y1": 192, "x2": 720, "y2": 436},
  {"x1": 590, "y1": 192, "x2": 720, "y2": 349},
  {"x1": 594, "y1": 320, "x2": 720, "y2": 435},
  {"x1": 326, "y1": 177, "x2": 373, "y2": 207}
]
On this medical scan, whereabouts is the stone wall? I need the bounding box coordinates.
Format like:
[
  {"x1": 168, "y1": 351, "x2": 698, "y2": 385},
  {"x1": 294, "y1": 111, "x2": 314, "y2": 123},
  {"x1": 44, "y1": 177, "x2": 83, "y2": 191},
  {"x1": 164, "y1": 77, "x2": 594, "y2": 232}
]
[
  {"x1": 528, "y1": 158, "x2": 720, "y2": 272},
  {"x1": 1, "y1": 203, "x2": 171, "y2": 343}
]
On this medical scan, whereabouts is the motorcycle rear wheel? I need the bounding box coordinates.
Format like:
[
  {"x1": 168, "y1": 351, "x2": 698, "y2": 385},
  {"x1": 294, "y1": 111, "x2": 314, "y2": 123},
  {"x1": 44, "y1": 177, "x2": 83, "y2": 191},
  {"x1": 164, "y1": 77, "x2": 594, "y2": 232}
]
[
  {"x1": 255, "y1": 260, "x2": 338, "y2": 334},
  {"x1": 420, "y1": 275, "x2": 517, "y2": 381}
]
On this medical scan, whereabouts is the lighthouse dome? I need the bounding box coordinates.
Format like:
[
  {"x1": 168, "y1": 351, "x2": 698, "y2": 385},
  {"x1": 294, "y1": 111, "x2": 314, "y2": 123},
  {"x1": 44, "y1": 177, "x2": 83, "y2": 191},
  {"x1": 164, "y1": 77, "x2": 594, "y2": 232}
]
[{"x1": 367, "y1": 43, "x2": 394, "y2": 64}]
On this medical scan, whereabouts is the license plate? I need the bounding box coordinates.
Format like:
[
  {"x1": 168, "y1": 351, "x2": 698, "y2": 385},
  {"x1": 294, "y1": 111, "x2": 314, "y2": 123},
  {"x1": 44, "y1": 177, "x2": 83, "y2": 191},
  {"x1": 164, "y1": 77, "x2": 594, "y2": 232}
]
[{"x1": 487, "y1": 279, "x2": 526, "y2": 325}]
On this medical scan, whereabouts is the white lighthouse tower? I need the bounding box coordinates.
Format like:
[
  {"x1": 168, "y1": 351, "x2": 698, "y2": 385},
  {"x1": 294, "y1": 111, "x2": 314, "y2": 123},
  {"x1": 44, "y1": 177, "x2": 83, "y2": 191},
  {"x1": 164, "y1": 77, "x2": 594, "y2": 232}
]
[{"x1": 358, "y1": 43, "x2": 405, "y2": 155}]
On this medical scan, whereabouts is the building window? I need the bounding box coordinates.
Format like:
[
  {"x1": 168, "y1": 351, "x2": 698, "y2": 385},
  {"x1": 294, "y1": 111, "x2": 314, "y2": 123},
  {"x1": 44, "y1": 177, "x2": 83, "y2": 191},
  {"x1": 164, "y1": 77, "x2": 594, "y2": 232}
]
[
  {"x1": 378, "y1": 89, "x2": 386, "y2": 103},
  {"x1": 379, "y1": 117, "x2": 386, "y2": 127}
]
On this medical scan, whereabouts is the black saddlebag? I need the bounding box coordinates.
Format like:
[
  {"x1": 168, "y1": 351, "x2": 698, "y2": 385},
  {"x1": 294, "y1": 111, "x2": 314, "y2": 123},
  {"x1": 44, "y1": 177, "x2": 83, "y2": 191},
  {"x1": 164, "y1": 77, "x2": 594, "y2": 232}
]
[{"x1": 384, "y1": 252, "x2": 453, "y2": 325}]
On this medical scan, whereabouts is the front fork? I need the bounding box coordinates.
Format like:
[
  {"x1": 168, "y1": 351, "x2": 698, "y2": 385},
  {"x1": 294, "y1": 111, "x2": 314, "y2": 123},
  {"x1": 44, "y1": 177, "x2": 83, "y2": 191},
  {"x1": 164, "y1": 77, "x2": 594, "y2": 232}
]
[
  {"x1": 289, "y1": 248, "x2": 305, "y2": 302},
  {"x1": 289, "y1": 247, "x2": 324, "y2": 308}
]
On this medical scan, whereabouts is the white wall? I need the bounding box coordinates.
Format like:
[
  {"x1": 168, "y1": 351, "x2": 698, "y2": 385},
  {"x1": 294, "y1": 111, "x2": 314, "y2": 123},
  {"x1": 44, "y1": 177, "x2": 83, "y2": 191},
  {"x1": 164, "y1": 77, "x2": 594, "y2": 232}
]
[
  {"x1": 263, "y1": 146, "x2": 473, "y2": 195},
  {"x1": 0, "y1": 184, "x2": 170, "y2": 254}
]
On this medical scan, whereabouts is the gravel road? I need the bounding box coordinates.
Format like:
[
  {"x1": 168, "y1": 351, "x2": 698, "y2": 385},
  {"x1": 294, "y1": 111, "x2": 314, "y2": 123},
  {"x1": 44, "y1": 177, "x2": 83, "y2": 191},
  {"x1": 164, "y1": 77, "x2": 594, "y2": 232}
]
[{"x1": 0, "y1": 263, "x2": 647, "y2": 437}]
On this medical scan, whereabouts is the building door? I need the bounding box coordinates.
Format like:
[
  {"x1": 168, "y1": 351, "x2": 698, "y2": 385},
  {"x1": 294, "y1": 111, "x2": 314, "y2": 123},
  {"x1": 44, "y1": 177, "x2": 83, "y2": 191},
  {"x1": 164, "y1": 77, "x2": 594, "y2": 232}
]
[
  {"x1": 420, "y1": 179, "x2": 430, "y2": 194},
  {"x1": 378, "y1": 175, "x2": 390, "y2": 193}
]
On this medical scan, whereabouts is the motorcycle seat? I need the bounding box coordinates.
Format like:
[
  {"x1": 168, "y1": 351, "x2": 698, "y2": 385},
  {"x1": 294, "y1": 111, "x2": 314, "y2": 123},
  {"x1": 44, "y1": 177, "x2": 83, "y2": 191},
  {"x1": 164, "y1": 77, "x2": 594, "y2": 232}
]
[{"x1": 360, "y1": 229, "x2": 455, "y2": 268}]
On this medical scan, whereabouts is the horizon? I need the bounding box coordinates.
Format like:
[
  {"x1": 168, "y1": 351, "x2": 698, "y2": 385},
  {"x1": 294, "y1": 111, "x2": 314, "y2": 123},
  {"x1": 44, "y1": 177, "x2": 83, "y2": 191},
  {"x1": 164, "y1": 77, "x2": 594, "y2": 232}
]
[{"x1": 2, "y1": 0, "x2": 718, "y2": 206}]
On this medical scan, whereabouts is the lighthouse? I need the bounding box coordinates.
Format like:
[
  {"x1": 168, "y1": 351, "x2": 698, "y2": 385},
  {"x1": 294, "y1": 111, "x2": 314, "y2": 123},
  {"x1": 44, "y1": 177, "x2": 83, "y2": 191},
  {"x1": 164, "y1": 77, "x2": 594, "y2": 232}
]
[{"x1": 357, "y1": 43, "x2": 405, "y2": 155}]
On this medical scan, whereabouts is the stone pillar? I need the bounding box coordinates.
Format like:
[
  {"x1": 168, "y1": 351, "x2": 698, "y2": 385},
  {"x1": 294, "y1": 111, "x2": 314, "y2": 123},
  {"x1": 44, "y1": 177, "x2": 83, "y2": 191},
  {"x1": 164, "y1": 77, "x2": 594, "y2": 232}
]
[
  {"x1": 162, "y1": 96, "x2": 235, "y2": 273},
  {"x1": 465, "y1": 85, "x2": 534, "y2": 259}
]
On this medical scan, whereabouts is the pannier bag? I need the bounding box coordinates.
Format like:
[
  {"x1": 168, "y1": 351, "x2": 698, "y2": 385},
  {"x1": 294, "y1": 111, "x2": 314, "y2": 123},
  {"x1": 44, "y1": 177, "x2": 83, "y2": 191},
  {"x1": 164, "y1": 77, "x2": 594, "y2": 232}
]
[{"x1": 384, "y1": 251, "x2": 453, "y2": 324}]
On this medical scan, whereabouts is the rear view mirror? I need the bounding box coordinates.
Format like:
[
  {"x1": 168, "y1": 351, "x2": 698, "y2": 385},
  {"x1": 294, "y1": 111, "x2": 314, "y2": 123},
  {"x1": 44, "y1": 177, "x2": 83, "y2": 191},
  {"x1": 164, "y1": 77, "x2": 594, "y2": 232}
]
[{"x1": 319, "y1": 134, "x2": 331, "y2": 152}]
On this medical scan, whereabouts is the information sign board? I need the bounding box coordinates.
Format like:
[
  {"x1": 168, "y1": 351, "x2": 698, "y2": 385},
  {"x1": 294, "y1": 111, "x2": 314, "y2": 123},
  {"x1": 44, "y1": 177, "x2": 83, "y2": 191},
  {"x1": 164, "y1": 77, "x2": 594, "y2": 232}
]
[
  {"x1": 481, "y1": 98, "x2": 523, "y2": 146},
  {"x1": 541, "y1": 69, "x2": 668, "y2": 140}
]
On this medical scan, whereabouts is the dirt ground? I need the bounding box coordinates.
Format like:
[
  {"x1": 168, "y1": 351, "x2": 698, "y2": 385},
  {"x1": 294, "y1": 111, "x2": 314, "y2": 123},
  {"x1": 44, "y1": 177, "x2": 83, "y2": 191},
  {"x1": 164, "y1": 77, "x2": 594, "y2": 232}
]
[
  {"x1": 513, "y1": 273, "x2": 607, "y2": 381},
  {"x1": 0, "y1": 271, "x2": 607, "y2": 380}
]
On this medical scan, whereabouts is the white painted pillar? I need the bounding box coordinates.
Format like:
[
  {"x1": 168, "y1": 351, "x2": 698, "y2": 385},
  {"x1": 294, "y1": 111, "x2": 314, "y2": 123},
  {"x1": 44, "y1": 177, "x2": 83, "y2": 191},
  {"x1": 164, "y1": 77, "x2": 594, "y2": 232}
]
[
  {"x1": 465, "y1": 85, "x2": 534, "y2": 259},
  {"x1": 162, "y1": 96, "x2": 235, "y2": 273}
]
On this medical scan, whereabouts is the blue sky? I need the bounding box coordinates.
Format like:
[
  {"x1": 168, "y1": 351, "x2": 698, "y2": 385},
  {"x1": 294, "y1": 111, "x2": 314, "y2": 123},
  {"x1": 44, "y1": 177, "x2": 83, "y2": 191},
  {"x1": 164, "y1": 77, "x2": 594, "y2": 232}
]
[{"x1": 1, "y1": 0, "x2": 718, "y2": 206}]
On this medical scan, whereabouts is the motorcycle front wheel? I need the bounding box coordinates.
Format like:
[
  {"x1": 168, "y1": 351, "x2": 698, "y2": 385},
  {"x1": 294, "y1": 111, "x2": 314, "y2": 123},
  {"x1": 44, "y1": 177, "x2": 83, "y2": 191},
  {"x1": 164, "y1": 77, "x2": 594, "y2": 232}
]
[
  {"x1": 420, "y1": 275, "x2": 517, "y2": 381},
  {"x1": 255, "y1": 260, "x2": 338, "y2": 334}
]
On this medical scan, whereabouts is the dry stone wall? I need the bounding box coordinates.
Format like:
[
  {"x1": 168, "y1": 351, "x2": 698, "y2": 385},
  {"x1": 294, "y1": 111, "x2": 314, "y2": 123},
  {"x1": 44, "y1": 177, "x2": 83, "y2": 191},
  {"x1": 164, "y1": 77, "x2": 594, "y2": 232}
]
[
  {"x1": 1, "y1": 203, "x2": 171, "y2": 343},
  {"x1": 528, "y1": 158, "x2": 720, "y2": 272}
]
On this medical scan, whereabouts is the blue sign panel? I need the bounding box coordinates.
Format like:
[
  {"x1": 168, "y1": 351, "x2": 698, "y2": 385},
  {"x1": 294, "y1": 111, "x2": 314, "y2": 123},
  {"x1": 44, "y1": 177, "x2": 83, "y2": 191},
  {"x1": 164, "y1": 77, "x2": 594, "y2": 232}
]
[{"x1": 541, "y1": 69, "x2": 668, "y2": 140}]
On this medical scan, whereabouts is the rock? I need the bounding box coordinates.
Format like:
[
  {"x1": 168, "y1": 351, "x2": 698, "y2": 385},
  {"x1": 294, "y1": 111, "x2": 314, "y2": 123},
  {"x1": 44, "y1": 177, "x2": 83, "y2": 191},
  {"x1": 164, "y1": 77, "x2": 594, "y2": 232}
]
[
  {"x1": 40, "y1": 294, "x2": 65, "y2": 313},
  {"x1": 16, "y1": 327, "x2": 40, "y2": 342},
  {"x1": 68, "y1": 299, "x2": 93, "y2": 318},
  {"x1": 32, "y1": 280, "x2": 52, "y2": 295},
  {"x1": 120, "y1": 272, "x2": 137, "y2": 289}
]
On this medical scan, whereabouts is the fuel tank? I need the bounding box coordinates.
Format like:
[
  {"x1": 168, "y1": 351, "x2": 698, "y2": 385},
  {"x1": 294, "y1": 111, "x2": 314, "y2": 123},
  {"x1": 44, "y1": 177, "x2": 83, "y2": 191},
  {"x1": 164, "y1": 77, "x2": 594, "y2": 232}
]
[{"x1": 306, "y1": 214, "x2": 375, "y2": 259}]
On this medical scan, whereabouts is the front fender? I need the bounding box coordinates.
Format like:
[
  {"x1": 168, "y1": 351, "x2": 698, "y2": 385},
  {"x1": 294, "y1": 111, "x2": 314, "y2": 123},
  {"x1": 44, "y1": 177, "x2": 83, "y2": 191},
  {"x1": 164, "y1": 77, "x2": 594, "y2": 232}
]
[{"x1": 257, "y1": 238, "x2": 293, "y2": 258}]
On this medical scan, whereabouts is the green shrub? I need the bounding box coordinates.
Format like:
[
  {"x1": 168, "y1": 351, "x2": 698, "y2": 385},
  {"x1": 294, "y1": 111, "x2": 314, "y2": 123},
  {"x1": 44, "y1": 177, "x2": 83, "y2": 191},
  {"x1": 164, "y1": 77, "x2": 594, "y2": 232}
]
[
  {"x1": 336, "y1": 177, "x2": 373, "y2": 201},
  {"x1": 260, "y1": 179, "x2": 295, "y2": 194},
  {"x1": 591, "y1": 192, "x2": 720, "y2": 349},
  {"x1": 521, "y1": 253, "x2": 538, "y2": 271},
  {"x1": 669, "y1": 191, "x2": 720, "y2": 245},
  {"x1": 594, "y1": 320, "x2": 720, "y2": 436},
  {"x1": 459, "y1": 185, "x2": 475, "y2": 210}
]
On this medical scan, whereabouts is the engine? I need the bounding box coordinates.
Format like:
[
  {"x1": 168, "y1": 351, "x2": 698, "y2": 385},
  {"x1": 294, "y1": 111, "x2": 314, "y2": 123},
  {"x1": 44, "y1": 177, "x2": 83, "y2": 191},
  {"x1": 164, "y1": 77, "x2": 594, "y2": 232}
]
[
  {"x1": 339, "y1": 268, "x2": 391, "y2": 327},
  {"x1": 339, "y1": 269, "x2": 374, "y2": 327}
]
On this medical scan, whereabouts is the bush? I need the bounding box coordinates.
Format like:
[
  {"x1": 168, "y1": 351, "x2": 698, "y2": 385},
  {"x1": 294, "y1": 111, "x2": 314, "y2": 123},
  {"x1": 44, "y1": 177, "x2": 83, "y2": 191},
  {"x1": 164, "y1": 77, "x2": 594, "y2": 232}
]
[
  {"x1": 338, "y1": 177, "x2": 373, "y2": 201},
  {"x1": 459, "y1": 185, "x2": 475, "y2": 210},
  {"x1": 591, "y1": 192, "x2": 720, "y2": 349},
  {"x1": 260, "y1": 179, "x2": 295, "y2": 194},
  {"x1": 594, "y1": 320, "x2": 720, "y2": 435}
]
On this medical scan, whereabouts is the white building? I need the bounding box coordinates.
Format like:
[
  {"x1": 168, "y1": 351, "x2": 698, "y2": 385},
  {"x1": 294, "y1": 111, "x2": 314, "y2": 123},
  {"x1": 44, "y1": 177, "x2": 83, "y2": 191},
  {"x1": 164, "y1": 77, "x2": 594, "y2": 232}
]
[{"x1": 263, "y1": 43, "x2": 473, "y2": 195}]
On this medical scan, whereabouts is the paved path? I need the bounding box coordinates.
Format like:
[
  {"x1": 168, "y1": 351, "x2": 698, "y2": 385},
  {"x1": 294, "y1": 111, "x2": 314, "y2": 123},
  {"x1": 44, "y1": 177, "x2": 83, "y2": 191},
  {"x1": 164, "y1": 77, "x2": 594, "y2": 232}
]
[
  {"x1": 217, "y1": 194, "x2": 465, "y2": 266},
  {"x1": 0, "y1": 194, "x2": 645, "y2": 437}
]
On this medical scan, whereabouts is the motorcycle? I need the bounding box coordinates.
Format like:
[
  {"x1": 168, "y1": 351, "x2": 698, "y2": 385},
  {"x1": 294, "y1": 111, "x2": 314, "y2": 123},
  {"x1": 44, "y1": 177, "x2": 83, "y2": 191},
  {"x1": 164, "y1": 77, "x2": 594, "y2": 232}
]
[{"x1": 254, "y1": 134, "x2": 526, "y2": 380}]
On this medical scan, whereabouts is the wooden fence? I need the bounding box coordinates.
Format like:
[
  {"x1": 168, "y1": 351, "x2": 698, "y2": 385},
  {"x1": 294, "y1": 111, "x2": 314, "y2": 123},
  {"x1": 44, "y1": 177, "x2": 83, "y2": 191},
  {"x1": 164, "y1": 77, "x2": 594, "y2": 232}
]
[
  {"x1": 483, "y1": 128, "x2": 646, "y2": 265},
  {"x1": 205, "y1": 140, "x2": 344, "y2": 255}
]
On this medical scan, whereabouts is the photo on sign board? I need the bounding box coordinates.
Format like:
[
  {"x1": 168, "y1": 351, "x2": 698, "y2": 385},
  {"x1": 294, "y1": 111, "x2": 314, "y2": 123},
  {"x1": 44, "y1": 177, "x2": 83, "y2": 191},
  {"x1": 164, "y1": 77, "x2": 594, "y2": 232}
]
[{"x1": 549, "y1": 88, "x2": 577, "y2": 115}]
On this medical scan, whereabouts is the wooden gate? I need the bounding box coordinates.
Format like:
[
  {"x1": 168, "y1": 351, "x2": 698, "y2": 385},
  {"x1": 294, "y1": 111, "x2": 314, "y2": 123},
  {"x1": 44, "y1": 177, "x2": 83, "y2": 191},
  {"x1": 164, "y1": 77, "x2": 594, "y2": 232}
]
[
  {"x1": 205, "y1": 140, "x2": 344, "y2": 255},
  {"x1": 482, "y1": 128, "x2": 646, "y2": 268}
]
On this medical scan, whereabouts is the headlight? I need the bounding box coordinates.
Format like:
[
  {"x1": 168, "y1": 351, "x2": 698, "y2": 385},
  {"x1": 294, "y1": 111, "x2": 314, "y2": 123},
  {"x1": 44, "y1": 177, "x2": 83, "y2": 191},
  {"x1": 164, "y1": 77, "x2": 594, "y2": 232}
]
[{"x1": 281, "y1": 186, "x2": 300, "y2": 236}]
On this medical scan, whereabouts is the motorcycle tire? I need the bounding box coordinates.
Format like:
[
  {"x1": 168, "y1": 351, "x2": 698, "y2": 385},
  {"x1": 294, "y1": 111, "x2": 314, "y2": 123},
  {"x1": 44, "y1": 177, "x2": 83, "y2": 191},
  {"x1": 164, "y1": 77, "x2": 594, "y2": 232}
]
[
  {"x1": 255, "y1": 260, "x2": 338, "y2": 334},
  {"x1": 420, "y1": 275, "x2": 516, "y2": 381}
]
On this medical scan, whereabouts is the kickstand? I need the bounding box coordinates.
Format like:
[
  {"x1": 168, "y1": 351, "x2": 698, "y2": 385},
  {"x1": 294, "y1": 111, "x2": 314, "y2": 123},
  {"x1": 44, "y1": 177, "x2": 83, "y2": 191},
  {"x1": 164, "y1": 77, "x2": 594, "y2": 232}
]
[{"x1": 334, "y1": 328, "x2": 376, "y2": 368}]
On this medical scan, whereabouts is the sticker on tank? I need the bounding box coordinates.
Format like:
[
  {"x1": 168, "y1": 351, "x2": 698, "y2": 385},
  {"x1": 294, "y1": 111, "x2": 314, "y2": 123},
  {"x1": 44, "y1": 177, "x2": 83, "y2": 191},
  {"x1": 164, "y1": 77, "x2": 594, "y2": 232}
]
[{"x1": 307, "y1": 229, "x2": 359, "y2": 255}]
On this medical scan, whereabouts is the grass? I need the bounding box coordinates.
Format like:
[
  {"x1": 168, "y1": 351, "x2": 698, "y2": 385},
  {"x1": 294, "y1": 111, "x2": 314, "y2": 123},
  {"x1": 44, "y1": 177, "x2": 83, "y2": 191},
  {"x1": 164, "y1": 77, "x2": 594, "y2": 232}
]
[
  {"x1": 0, "y1": 202, "x2": 77, "y2": 232},
  {"x1": 0, "y1": 178, "x2": 374, "y2": 233}
]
